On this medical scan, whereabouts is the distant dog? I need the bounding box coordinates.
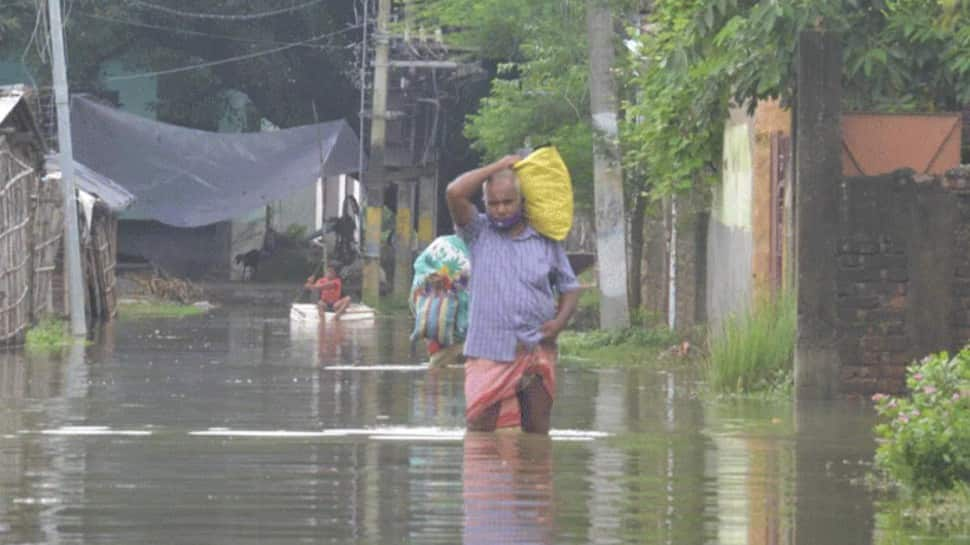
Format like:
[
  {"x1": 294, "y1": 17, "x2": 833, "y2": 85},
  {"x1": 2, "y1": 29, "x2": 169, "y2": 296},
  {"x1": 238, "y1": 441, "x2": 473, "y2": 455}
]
[{"x1": 234, "y1": 249, "x2": 262, "y2": 280}]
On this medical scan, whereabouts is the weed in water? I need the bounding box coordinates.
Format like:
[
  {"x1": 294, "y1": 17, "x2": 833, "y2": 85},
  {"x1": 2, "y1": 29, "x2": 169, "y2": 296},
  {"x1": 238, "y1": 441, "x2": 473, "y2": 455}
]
[
  {"x1": 118, "y1": 301, "x2": 206, "y2": 319},
  {"x1": 25, "y1": 317, "x2": 72, "y2": 350},
  {"x1": 869, "y1": 347, "x2": 970, "y2": 537},
  {"x1": 705, "y1": 292, "x2": 796, "y2": 395},
  {"x1": 558, "y1": 326, "x2": 682, "y2": 367},
  {"x1": 872, "y1": 348, "x2": 970, "y2": 492}
]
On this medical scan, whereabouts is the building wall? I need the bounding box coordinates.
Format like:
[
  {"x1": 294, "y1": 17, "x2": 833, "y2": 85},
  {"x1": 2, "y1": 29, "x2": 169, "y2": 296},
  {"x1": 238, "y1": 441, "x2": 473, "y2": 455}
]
[
  {"x1": 101, "y1": 60, "x2": 158, "y2": 120},
  {"x1": 706, "y1": 121, "x2": 754, "y2": 324},
  {"x1": 834, "y1": 169, "x2": 970, "y2": 396},
  {"x1": 751, "y1": 101, "x2": 792, "y2": 290},
  {"x1": 119, "y1": 220, "x2": 231, "y2": 280},
  {"x1": 705, "y1": 101, "x2": 793, "y2": 326}
]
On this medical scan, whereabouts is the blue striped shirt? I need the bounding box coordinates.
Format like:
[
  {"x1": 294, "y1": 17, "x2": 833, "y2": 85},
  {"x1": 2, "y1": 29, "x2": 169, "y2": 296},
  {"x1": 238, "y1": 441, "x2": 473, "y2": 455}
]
[{"x1": 458, "y1": 213, "x2": 580, "y2": 362}]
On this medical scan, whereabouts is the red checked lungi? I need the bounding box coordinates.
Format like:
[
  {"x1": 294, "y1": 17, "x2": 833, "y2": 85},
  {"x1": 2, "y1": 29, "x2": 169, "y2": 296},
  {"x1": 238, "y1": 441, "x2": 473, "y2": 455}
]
[{"x1": 464, "y1": 343, "x2": 557, "y2": 429}]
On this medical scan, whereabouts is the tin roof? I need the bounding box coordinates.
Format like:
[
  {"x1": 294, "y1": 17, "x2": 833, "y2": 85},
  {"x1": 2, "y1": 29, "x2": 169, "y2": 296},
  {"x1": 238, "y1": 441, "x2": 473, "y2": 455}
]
[
  {"x1": 0, "y1": 90, "x2": 23, "y2": 125},
  {"x1": 0, "y1": 85, "x2": 46, "y2": 149},
  {"x1": 44, "y1": 156, "x2": 136, "y2": 213}
]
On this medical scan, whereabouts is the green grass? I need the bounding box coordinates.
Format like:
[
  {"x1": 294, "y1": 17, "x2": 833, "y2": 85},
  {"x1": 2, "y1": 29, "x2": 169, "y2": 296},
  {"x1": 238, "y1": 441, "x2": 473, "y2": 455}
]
[
  {"x1": 904, "y1": 483, "x2": 970, "y2": 534},
  {"x1": 118, "y1": 300, "x2": 207, "y2": 319},
  {"x1": 875, "y1": 482, "x2": 970, "y2": 541},
  {"x1": 25, "y1": 317, "x2": 73, "y2": 350},
  {"x1": 705, "y1": 292, "x2": 796, "y2": 395},
  {"x1": 559, "y1": 326, "x2": 682, "y2": 367}
]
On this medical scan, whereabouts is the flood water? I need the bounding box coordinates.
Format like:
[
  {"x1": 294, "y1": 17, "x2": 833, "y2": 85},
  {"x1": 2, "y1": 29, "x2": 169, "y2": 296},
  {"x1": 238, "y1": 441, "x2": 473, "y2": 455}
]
[{"x1": 0, "y1": 304, "x2": 957, "y2": 544}]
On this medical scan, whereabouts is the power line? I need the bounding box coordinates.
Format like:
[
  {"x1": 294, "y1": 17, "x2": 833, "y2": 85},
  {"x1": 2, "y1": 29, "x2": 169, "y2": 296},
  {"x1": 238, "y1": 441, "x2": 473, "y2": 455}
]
[
  {"x1": 128, "y1": 0, "x2": 327, "y2": 21},
  {"x1": 78, "y1": 11, "x2": 354, "y2": 50},
  {"x1": 105, "y1": 26, "x2": 362, "y2": 81}
]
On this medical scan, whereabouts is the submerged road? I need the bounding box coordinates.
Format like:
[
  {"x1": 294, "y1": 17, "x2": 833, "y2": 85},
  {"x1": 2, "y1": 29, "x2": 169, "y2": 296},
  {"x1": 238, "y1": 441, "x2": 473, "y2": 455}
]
[{"x1": 0, "y1": 304, "x2": 917, "y2": 544}]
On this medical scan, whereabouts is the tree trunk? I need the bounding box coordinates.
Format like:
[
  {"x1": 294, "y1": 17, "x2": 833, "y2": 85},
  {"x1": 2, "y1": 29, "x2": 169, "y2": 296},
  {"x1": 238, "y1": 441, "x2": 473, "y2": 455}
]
[{"x1": 586, "y1": 0, "x2": 630, "y2": 329}]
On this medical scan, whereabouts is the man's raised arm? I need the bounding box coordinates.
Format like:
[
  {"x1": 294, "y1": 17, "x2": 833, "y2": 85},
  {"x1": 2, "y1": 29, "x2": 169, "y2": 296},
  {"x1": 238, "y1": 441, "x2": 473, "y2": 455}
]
[{"x1": 445, "y1": 155, "x2": 520, "y2": 227}]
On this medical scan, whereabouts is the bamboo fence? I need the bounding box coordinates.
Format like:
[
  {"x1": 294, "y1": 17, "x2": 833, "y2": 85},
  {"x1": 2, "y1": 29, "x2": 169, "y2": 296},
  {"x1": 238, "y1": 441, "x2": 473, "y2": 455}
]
[
  {"x1": 0, "y1": 139, "x2": 37, "y2": 343},
  {"x1": 85, "y1": 209, "x2": 118, "y2": 320},
  {"x1": 0, "y1": 133, "x2": 65, "y2": 344}
]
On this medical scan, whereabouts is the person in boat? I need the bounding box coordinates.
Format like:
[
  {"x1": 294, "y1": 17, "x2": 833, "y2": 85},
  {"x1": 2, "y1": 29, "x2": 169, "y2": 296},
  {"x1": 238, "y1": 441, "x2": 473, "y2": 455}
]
[
  {"x1": 446, "y1": 155, "x2": 580, "y2": 434},
  {"x1": 304, "y1": 265, "x2": 352, "y2": 320}
]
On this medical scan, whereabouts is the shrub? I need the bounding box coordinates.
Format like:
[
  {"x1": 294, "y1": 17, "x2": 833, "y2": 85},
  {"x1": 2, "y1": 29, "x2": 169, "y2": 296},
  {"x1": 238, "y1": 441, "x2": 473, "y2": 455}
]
[
  {"x1": 873, "y1": 348, "x2": 970, "y2": 492},
  {"x1": 705, "y1": 292, "x2": 796, "y2": 394},
  {"x1": 25, "y1": 317, "x2": 70, "y2": 350},
  {"x1": 558, "y1": 326, "x2": 681, "y2": 367}
]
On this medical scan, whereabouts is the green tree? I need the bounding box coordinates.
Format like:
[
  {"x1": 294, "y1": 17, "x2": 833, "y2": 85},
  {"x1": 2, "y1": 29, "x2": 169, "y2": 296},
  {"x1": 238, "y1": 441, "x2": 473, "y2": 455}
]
[
  {"x1": 623, "y1": 0, "x2": 970, "y2": 197},
  {"x1": 1, "y1": 0, "x2": 360, "y2": 128},
  {"x1": 414, "y1": 0, "x2": 599, "y2": 205}
]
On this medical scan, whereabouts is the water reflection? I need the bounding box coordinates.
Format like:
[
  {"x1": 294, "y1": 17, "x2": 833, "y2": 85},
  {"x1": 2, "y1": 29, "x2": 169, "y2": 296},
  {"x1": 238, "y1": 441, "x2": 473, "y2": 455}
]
[
  {"x1": 0, "y1": 306, "x2": 947, "y2": 544},
  {"x1": 463, "y1": 432, "x2": 553, "y2": 545}
]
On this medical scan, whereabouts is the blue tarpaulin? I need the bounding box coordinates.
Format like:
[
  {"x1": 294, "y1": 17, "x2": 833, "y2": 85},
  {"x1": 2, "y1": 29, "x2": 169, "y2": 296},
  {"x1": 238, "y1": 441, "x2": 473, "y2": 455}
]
[{"x1": 71, "y1": 96, "x2": 364, "y2": 227}]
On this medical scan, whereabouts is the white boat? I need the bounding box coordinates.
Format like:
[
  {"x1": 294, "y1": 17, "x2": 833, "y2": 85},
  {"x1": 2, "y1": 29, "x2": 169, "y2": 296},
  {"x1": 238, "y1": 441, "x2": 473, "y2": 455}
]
[{"x1": 289, "y1": 303, "x2": 376, "y2": 324}]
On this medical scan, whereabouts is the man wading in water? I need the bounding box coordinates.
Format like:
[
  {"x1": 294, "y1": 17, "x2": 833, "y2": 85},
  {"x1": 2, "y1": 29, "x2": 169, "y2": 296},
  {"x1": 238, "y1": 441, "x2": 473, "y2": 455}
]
[{"x1": 446, "y1": 155, "x2": 580, "y2": 434}]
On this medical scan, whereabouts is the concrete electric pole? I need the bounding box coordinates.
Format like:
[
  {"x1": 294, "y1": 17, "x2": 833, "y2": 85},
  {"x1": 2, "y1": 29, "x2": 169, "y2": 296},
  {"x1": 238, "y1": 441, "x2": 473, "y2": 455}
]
[
  {"x1": 362, "y1": 0, "x2": 391, "y2": 306},
  {"x1": 48, "y1": 0, "x2": 87, "y2": 336},
  {"x1": 587, "y1": 0, "x2": 631, "y2": 329}
]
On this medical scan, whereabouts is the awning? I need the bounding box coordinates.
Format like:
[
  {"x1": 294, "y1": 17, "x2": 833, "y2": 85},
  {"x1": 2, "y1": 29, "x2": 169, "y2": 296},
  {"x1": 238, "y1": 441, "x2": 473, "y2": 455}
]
[{"x1": 71, "y1": 96, "x2": 366, "y2": 227}]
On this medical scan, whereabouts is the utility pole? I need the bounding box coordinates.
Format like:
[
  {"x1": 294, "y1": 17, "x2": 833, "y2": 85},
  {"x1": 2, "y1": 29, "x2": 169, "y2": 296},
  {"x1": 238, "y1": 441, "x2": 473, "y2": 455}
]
[
  {"x1": 48, "y1": 0, "x2": 86, "y2": 336},
  {"x1": 587, "y1": 0, "x2": 630, "y2": 329},
  {"x1": 362, "y1": 0, "x2": 391, "y2": 306},
  {"x1": 416, "y1": 174, "x2": 436, "y2": 249},
  {"x1": 392, "y1": 181, "x2": 415, "y2": 298}
]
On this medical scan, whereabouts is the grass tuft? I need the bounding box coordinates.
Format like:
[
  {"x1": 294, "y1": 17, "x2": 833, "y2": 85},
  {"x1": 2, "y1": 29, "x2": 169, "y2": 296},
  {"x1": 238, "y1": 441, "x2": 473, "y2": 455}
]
[
  {"x1": 118, "y1": 300, "x2": 206, "y2": 319},
  {"x1": 559, "y1": 326, "x2": 683, "y2": 367},
  {"x1": 705, "y1": 291, "x2": 796, "y2": 395},
  {"x1": 25, "y1": 317, "x2": 73, "y2": 350}
]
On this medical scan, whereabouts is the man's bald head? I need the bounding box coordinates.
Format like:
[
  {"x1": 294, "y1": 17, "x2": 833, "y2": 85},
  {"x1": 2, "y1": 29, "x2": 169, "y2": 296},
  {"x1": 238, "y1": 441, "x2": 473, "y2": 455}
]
[{"x1": 484, "y1": 168, "x2": 521, "y2": 198}]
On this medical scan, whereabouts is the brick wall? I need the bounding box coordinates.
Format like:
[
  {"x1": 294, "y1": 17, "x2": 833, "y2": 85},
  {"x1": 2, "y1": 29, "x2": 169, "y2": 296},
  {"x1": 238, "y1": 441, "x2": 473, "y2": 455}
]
[{"x1": 836, "y1": 167, "x2": 970, "y2": 396}]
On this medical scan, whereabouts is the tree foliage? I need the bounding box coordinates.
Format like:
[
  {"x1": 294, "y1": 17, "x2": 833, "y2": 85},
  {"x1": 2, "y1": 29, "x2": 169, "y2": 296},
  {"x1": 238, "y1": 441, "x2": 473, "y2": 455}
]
[
  {"x1": 1, "y1": 0, "x2": 359, "y2": 129},
  {"x1": 412, "y1": 0, "x2": 600, "y2": 207},
  {"x1": 417, "y1": 0, "x2": 970, "y2": 204},
  {"x1": 624, "y1": 0, "x2": 970, "y2": 196}
]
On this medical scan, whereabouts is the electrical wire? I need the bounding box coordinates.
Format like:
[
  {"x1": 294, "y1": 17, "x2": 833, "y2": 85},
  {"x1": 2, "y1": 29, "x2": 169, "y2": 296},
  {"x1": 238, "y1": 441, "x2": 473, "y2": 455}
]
[
  {"x1": 104, "y1": 26, "x2": 362, "y2": 81},
  {"x1": 357, "y1": 0, "x2": 370, "y2": 182},
  {"x1": 127, "y1": 0, "x2": 327, "y2": 21},
  {"x1": 78, "y1": 11, "x2": 352, "y2": 50}
]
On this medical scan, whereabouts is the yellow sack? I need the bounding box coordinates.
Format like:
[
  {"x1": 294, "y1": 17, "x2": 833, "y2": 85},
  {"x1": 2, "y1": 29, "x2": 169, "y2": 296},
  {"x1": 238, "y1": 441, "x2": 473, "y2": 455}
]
[{"x1": 514, "y1": 146, "x2": 573, "y2": 241}]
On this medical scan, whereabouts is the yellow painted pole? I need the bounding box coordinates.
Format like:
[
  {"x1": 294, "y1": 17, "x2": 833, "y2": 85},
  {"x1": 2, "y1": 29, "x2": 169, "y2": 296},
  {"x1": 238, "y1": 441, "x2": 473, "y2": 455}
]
[
  {"x1": 393, "y1": 182, "x2": 415, "y2": 298},
  {"x1": 362, "y1": 0, "x2": 391, "y2": 306}
]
